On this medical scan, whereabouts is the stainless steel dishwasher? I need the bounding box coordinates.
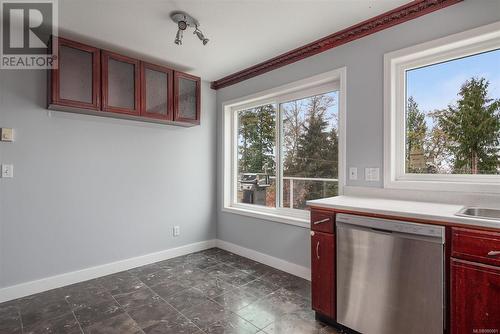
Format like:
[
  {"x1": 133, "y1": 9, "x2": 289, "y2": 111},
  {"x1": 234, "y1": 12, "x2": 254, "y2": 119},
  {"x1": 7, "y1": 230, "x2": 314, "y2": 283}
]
[{"x1": 336, "y1": 213, "x2": 445, "y2": 334}]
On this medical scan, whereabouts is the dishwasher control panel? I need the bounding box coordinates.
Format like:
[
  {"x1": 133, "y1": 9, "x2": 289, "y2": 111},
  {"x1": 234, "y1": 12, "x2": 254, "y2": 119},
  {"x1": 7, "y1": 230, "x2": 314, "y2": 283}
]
[{"x1": 336, "y1": 213, "x2": 445, "y2": 240}]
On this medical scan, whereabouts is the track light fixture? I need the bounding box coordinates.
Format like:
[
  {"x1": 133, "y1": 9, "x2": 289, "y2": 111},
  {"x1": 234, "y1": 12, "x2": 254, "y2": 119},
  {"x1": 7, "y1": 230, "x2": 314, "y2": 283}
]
[{"x1": 170, "y1": 11, "x2": 209, "y2": 46}]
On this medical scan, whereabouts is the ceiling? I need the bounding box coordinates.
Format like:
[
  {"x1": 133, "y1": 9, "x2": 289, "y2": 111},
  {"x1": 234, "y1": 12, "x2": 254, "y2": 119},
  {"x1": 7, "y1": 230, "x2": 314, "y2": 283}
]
[{"x1": 59, "y1": 0, "x2": 409, "y2": 81}]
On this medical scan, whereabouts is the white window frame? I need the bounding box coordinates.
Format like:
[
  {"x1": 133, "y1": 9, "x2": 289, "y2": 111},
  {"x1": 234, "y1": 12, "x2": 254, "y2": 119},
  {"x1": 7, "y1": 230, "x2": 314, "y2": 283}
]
[
  {"x1": 384, "y1": 22, "x2": 500, "y2": 194},
  {"x1": 222, "y1": 68, "x2": 347, "y2": 228}
]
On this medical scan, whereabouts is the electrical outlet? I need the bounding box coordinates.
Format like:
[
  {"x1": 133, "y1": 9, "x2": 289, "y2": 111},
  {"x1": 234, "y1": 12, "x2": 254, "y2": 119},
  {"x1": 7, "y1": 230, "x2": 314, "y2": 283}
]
[
  {"x1": 365, "y1": 167, "x2": 380, "y2": 182},
  {"x1": 349, "y1": 167, "x2": 358, "y2": 180},
  {"x1": 173, "y1": 226, "x2": 180, "y2": 237},
  {"x1": 1, "y1": 128, "x2": 14, "y2": 142},
  {"x1": 1, "y1": 164, "x2": 13, "y2": 178}
]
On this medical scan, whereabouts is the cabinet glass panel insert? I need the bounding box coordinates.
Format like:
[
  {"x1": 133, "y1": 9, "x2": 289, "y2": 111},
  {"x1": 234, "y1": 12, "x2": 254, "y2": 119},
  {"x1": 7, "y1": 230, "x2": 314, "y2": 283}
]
[
  {"x1": 107, "y1": 58, "x2": 136, "y2": 109},
  {"x1": 145, "y1": 68, "x2": 168, "y2": 115},
  {"x1": 59, "y1": 45, "x2": 93, "y2": 103},
  {"x1": 178, "y1": 78, "x2": 197, "y2": 119}
]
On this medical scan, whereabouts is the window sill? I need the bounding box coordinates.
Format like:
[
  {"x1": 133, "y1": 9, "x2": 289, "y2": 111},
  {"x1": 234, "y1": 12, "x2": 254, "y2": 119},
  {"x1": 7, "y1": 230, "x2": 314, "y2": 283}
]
[
  {"x1": 221, "y1": 205, "x2": 310, "y2": 229},
  {"x1": 385, "y1": 178, "x2": 500, "y2": 194}
]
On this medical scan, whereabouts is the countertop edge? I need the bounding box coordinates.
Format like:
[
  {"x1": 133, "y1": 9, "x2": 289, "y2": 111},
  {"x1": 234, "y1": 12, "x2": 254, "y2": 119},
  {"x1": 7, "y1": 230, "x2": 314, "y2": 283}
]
[{"x1": 307, "y1": 198, "x2": 500, "y2": 231}]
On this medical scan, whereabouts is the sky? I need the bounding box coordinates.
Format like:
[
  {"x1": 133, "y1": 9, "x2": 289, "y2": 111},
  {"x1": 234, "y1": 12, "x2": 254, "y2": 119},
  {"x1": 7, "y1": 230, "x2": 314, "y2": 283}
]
[{"x1": 406, "y1": 48, "x2": 500, "y2": 126}]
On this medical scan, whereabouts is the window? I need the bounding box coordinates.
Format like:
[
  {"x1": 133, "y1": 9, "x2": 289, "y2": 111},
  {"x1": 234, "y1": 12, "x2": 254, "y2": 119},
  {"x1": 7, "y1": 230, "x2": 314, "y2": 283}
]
[
  {"x1": 385, "y1": 22, "x2": 500, "y2": 193},
  {"x1": 223, "y1": 69, "x2": 346, "y2": 225}
]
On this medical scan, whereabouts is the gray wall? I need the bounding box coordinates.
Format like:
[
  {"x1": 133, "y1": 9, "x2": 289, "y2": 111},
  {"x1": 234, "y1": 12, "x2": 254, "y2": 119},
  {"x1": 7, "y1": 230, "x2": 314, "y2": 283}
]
[
  {"x1": 217, "y1": 0, "x2": 500, "y2": 269},
  {"x1": 0, "y1": 70, "x2": 216, "y2": 288}
]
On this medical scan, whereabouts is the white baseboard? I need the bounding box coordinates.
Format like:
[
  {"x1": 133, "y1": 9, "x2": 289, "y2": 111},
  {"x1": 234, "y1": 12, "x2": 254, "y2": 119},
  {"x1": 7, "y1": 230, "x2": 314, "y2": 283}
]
[
  {"x1": 0, "y1": 239, "x2": 216, "y2": 303},
  {"x1": 216, "y1": 239, "x2": 311, "y2": 281},
  {"x1": 0, "y1": 238, "x2": 311, "y2": 303}
]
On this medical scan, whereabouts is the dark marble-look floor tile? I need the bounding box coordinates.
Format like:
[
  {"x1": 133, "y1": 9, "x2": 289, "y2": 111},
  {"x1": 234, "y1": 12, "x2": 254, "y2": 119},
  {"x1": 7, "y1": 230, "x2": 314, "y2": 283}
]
[
  {"x1": 262, "y1": 271, "x2": 311, "y2": 300},
  {"x1": 114, "y1": 286, "x2": 160, "y2": 311},
  {"x1": 17, "y1": 288, "x2": 67, "y2": 311},
  {"x1": 149, "y1": 280, "x2": 189, "y2": 299},
  {"x1": 83, "y1": 313, "x2": 142, "y2": 334},
  {"x1": 62, "y1": 280, "x2": 106, "y2": 295},
  {"x1": 319, "y1": 325, "x2": 343, "y2": 334},
  {"x1": 19, "y1": 298, "x2": 73, "y2": 328},
  {"x1": 240, "y1": 278, "x2": 280, "y2": 299},
  {"x1": 193, "y1": 277, "x2": 234, "y2": 299},
  {"x1": 128, "y1": 263, "x2": 162, "y2": 277},
  {"x1": 138, "y1": 268, "x2": 178, "y2": 287},
  {"x1": 98, "y1": 271, "x2": 146, "y2": 296},
  {"x1": 156, "y1": 256, "x2": 189, "y2": 269},
  {"x1": 182, "y1": 299, "x2": 229, "y2": 332},
  {"x1": 223, "y1": 256, "x2": 260, "y2": 272},
  {"x1": 191, "y1": 255, "x2": 220, "y2": 270},
  {"x1": 194, "y1": 248, "x2": 225, "y2": 259},
  {"x1": 210, "y1": 251, "x2": 244, "y2": 263},
  {"x1": 65, "y1": 287, "x2": 115, "y2": 311},
  {"x1": 206, "y1": 264, "x2": 257, "y2": 287},
  {"x1": 204, "y1": 312, "x2": 260, "y2": 334},
  {"x1": 23, "y1": 312, "x2": 82, "y2": 334},
  {"x1": 237, "y1": 289, "x2": 308, "y2": 329},
  {"x1": 211, "y1": 287, "x2": 258, "y2": 312},
  {"x1": 73, "y1": 299, "x2": 124, "y2": 328},
  {"x1": 126, "y1": 299, "x2": 180, "y2": 330},
  {"x1": 142, "y1": 314, "x2": 202, "y2": 334},
  {"x1": 261, "y1": 309, "x2": 324, "y2": 334},
  {"x1": 244, "y1": 263, "x2": 282, "y2": 279},
  {"x1": 0, "y1": 303, "x2": 22, "y2": 333},
  {"x1": 164, "y1": 288, "x2": 209, "y2": 313},
  {"x1": 176, "y1": 267, "x2": 214, "y2": 287}
]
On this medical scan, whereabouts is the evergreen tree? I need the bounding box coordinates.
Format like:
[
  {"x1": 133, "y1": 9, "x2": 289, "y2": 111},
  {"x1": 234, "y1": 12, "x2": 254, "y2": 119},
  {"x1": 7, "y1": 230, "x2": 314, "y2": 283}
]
[
  {"x1": 237, "y1": 105, "x2": 276, "y2": 174},
  {"x1": 406, "y1": 96, "x2": 427, "y2": 172},
  {"x1": 292, "y1": 95, "x2": 337, "y2": 205},
  {"x1": 435, "y1": 77, "x2": 500, "y2": 174}
]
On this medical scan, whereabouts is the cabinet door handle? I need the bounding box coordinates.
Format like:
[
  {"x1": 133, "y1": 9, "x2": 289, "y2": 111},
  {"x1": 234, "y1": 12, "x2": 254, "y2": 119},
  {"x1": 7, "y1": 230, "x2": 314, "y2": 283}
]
[
  {"x1": 316, "y1": 241, "x2": 320, "y2": 260},
  {"x1": 313, "y1": 218, "x2": 330, "y2": 225},
  {"x1": 487, "y1": 251, "x2": 500, "y2": 257}
]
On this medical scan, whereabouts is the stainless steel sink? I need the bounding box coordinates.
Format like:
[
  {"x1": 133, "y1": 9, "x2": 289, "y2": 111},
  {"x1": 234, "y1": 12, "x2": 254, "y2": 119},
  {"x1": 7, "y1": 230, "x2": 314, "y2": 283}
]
[{"x1": 456, "y1": 207, "x2": 500, "y2": 221}]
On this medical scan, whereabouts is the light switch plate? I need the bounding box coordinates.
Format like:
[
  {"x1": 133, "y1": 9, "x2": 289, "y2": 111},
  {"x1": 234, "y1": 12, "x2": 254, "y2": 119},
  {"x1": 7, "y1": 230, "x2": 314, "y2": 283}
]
[
  {"x1": 1, "y1": 164, "x2": 13, "y2": 178},
  {"x1": 173, "y1": 226, "x2": 180, "y2": 237},
  {"x1": 1, "y1": 128, "x2": 14, "y2": 142},
  {"x1": 349, "y1": 167, "x2": 358, "y2": 180},
  {"x1": 365, "y1": 167, "x2": 380, "y2": 182}
]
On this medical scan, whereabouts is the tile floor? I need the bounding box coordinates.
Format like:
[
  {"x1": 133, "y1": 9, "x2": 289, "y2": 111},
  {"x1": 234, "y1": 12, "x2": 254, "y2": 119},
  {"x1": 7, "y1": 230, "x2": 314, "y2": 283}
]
[{"x1": 0, "y1": 248, "x2": 343, "y2": 334}]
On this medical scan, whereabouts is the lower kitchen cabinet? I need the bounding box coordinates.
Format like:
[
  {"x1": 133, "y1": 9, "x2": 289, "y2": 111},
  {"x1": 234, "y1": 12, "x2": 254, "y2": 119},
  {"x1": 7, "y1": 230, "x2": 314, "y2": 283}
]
[
  {"x1": 451, "y1": 258, "x2": 500, "y2": 334},
  {"x1": 311, "y1": 230, "x2": 335, "y2": 319}
]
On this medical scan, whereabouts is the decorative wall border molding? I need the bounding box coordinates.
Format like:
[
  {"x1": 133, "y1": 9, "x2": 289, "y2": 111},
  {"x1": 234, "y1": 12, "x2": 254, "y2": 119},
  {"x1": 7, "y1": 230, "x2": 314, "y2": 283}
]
[
  {"x1": 0, "y1": 240, "x2": 216, "y2": 303},
  {"x1": 211, "y1": 0, "x2": 463, "y2": 90}
]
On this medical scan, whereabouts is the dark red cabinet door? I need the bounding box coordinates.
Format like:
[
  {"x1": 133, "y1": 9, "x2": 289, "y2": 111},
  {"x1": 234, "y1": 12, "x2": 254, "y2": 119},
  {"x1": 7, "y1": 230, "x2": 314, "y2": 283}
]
[
  {"x1": 173, "y1": 71, "x2": 201, "y2": 124},
  {"x1": 451, "y1": 258, "x2": 500, "y2": 334},
  {"x1": 49, "y1": 37, "x2": 100, "y2": 110},
  {"x1": 311, "y1": 231, "x2": 335, "y2": 318},
  {"x1": 140, "y1": 62, "x2": 173, "y2": 121},
  {"x1": 101, "y1": 51, "x2": 140, "y2": 116}
]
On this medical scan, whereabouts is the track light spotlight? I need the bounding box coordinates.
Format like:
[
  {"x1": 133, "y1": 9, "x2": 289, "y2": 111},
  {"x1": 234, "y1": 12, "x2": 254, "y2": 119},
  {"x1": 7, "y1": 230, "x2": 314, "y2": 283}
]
[
  {"x1": 194, "y1": 27, "x2": 209, "y2": 45},
  {"x1": 170, "y1": 11, "x2": 210, "y2": 46},
  {"x1": 174, "y1": 28, "x2": 183, "y2": 45}
]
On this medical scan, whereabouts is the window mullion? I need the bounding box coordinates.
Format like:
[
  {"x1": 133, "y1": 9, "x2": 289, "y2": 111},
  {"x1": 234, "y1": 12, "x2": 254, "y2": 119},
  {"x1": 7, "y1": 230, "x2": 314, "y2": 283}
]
[{"x1": 277, "y1": 102, "x2": 284, "y2": 209}]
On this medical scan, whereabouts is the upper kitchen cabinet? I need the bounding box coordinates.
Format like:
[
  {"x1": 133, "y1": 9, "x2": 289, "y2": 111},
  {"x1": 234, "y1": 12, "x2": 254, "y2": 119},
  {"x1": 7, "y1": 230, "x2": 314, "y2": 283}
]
[
  {"x1": 101, "y1": 51, "x2": 140, "y2": 116},
  {"x1": 174, "y1": 71, "x2": 201, "y2": 125},
  {"x1": 140, "y1": 62, "x2": 173, "y2": 121},
  {"x1": 48, "y1": 37, "x2": 100, "y2": 111}
]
